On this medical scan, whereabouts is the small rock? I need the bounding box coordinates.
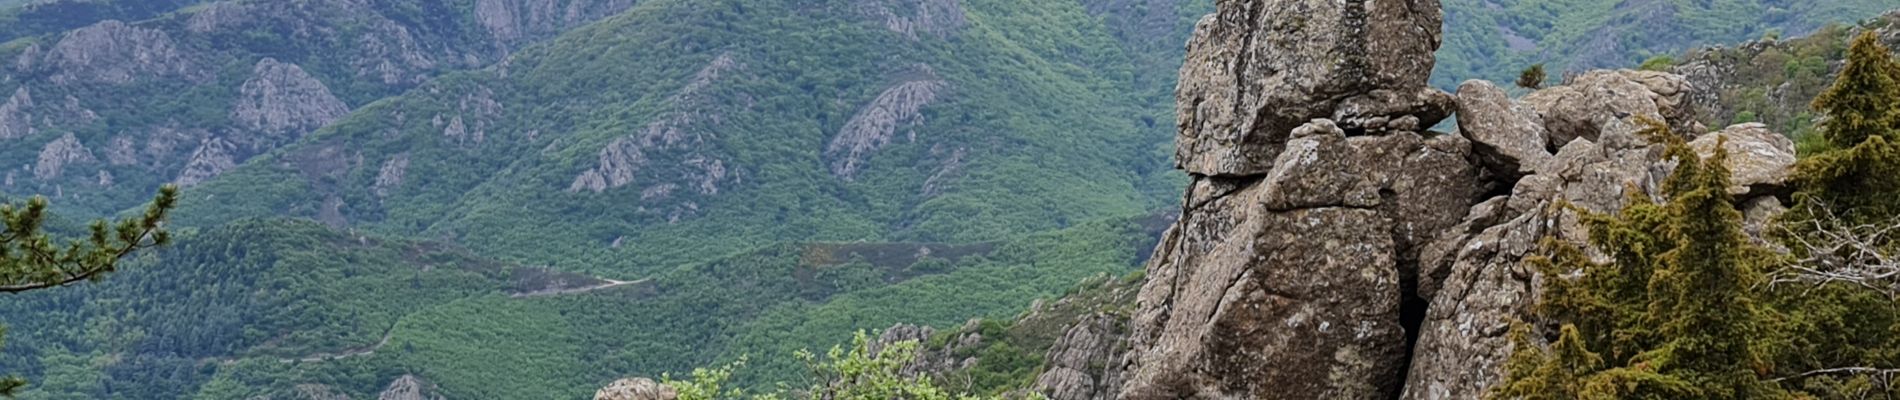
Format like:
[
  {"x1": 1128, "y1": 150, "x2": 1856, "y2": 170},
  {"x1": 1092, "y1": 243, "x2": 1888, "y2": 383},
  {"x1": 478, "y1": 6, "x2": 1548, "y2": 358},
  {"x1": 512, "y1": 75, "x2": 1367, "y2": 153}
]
[{"x1": 594, "y1": 378, "x2": 677, "y2": 400}]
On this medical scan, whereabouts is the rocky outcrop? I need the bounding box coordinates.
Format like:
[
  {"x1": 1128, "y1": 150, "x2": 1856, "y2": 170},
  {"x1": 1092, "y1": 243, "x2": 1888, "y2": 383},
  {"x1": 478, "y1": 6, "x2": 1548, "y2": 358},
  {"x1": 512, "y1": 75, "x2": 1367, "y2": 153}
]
[
  {"x1": 1110, "y1": 0, "x2": 1804, "y2": 399},
  {"x1": 232, "y1": 58, "x2": 350, "y2": 144},
  {"x1": 1401, "y1": 71, "x2": 1793, "y2": 399},
  {"x1": 34, "y1": 133, "x2": 94, "y2": 181},
  {"x1": 1455, "y1": 80, "x2": 1550, "y2": 178},
  {"x1": 593, "y1": 378, "x2": 677, "y2": 400},
  {"x1": 1689, "y1": 122, "x2": 1795, "y2": 197},
  {"x1": 859, "y1": 0, "x2": 968, "y2": 40},
  {"x1": 175, "y1": 137, "x2": 238, "y2": 187},
  {"x1": 374, "y1": 153, "x2": 412, "y2": 197},
  {"x1": 43, "y1": 20, "x2": 194, "y2": 85},
  {"x1": 0, "y1": 88, "x2": 33, "y2": 140},
  {"x1": 1170, "y1": 0, "x2": 1450, "y2": 177},
  {"x1": 1117, "y1": 0, "x2": 1469, "y2": 398},
  {"x1": 1520, "y1": 69, "x2": 1701, "y2": 148},
  {"x1": 571, "y1": 53, "x2": 743, "y2": 202},
  {"x1": 1033, "y1": 313, "x2": 1128, "y2": 400},
  {"x1": 826, "y1": 74, "x2": 949, "y2": 179},
  {"x1": 476, "y1": 0, "x2": 640, "y2": 48},
  {"x1": 376, "y1": 374, "x2": 445, "y2": 400}
]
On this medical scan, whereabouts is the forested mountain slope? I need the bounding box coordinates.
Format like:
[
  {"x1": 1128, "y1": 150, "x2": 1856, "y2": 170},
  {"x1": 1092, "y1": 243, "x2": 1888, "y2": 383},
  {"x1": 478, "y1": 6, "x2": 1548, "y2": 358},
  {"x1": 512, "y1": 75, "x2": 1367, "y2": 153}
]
[
  {"x1": 0, "y1": 0, "x2": 641, "y2": 215},
  {"x1": 167, "y1": 0, "x2": 1207, "y2": 276},
  {"x1": 0, "y1": 213, "x2": 1164, "y2": 398},
  {"x1": 1434, "y1": 0, "x2": 1898, "y2": 88}
]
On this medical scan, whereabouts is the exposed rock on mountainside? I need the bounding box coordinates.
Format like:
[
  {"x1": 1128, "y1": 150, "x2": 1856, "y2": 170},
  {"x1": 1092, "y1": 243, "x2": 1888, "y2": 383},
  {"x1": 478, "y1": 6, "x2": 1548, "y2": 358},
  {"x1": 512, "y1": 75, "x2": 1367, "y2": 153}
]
[
  {"x1": 34, "y1": 133, "x2": 94, "y2": 181},
  {"x1": 175, "y1": 137, "x2": 238, "y2": 187},
  {"x1": 859, "y1": 0, "x2": 968, "y2": 40},
  {"x1": 376, "y1": 374, "x2": 446, "y2": 400},
  {"x1": 0, "y1": 88, "x2": 32, "y2": 140},
  {"x1": 593, "y1": 377, "x2": 677, "y2": 400},
  {"x1": 827, "y1": 75, "x2": 949, "y2": 179},
  {"x1": 477, "y1": 0, "x2": 641, "y2": 47},
  {"x1": 571, "y1": 53, "x2": 743, "y2": 198},
  {"x1": 232, "y1": 58, "x2": 351, "y2": 144},
  {"x1": 374, "y1": 153, "x2": 412, "y2": 197},
  {"x1": 1033, "y1": 313, "x2": 1129, "y2": 400},
  {"x1": 42, "y1": 20, "x2": 195, "y2": 85}
]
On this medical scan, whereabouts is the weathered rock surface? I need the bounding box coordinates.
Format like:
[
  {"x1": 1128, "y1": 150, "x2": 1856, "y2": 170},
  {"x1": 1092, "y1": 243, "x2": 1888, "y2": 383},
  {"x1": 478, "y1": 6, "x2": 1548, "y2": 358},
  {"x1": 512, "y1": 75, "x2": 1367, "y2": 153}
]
[
  {"x1": 594, "y1": 378, "x2": 677, "y2": 400},
  {"x1": 43, "y1": 20, "x2": 195, "y2": 85},
  {"x1": 376, "y1": 374, "x2": 445, "y2": 400},
  {"x1": 1033, "y1": 313, "x2": 1129, "y2": 400},
  {"x1": 572, "y1": 53, "x2": 742, "y2": 197},
  {"x1": 232, "y1": 58, "x2": 351, "y2": 144},
  {"x1": 1690, "y1": 122, "x2": 1796, "y2": 197},
  {"x1": 34, "y1": 133, "x2": 94, "y2": 181},
  {"x1": 827, "y1": 74, "x2": 949, "y2": 179},
  {"x1": 1521, "y1": 69, "x2": 1701, "y2": 148},
  {"x1": 1398, "y1": 71, "x2": 1804, "y2": 400},
  {"x1": 1455, "y1": 80, "x2": 1551, "y2": 177},
  {"x1": 1172, "y1": 0, "x2": 1448, "y2": 176},
  {"x1": 176, "y1": 137, "x2": 239, "y2": 187},
  {"x1": 374, "y1": 153, "x2": 412, "y2": 197},
  {"x1": 476, "y1": 0, "x2": 640, "y2": 47},
  {"x1": 859, "y1": 0, "x2": 968, "y2": 40},
  {"x1": 0, "y1": 88, "x2": 33, "y2": 140}
]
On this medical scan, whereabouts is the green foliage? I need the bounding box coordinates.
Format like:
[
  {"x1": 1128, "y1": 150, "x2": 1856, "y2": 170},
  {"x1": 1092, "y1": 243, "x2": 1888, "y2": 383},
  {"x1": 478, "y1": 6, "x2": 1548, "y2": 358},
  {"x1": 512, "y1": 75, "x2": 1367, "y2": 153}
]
[
  {"x1": 1496, "y1": 123, "x2": 1781, "y2": 399},
  {"x1": 0, "y1": 186, "x2": 175, "y2": 396},
  {"x1": 1639, "y1": 55, "x2": 1677, "y2": 72},
  {"x1": 1432, "y1": 0, "x2": 1893, "y2": 89},
  {"x1": 666, "y1": 331, "x2": 1037, "y2": 400},
  {"x1": 1811, "y1": 31, "x2": 1900, "y2": 150},
  {"x1": 1517, "y1": 64, "x2": 1547, "y2": 89}
]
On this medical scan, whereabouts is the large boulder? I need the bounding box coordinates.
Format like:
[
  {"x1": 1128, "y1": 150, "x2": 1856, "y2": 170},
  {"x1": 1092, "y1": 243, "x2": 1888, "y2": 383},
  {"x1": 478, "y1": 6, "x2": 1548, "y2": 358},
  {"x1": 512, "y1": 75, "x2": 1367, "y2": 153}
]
[
  {"x1": 1456, "y1": 80, "x2": 1552, "y2": 178},
  {"x1": 1522, "y1": 70, "x2": 1701, "y2": 148},
  {"x1": 1173, "y1": 0, "x2": 1448, "y2": 176},
  {"x1": 1690, "y1": 122, "x2": 1796, "y2": 197}
]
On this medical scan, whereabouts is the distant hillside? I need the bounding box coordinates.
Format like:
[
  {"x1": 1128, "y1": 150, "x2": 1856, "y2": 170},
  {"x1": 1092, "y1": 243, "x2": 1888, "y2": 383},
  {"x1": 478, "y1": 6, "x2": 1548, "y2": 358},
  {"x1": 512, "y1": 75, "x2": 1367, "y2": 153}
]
[
  {"x1": 0, "y1": 0, "x2": 641, "y2": 215},
  {"x1": 1674, "y1": 11, "x2": 1900, "y2": 152},
  {"x1": 168, "y1": 0, "x2": 1208, "y2": 276},
  {"x1": 1434, "y1": 0, "x2": 1897, "y2": 88}
]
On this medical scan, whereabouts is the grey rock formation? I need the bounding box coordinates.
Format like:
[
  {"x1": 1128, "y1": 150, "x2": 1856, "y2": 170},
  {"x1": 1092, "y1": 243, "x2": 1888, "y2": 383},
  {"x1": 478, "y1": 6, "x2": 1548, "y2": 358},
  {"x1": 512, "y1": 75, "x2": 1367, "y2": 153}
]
[
  {"x1": 1690, "y1": 122, "x2": 1795, "y2": 197},
  {"x1": 232, "y1": 58, "x2": 350, "y2": 143},
  {"x1": 0, "y1": 88, "x2": 33, "y2": 140},
  {"x1": 827, "y1": 75, "x2": 948, "y2": 179},
  {"x1": 860, "y1": 0, "x2": 968, "y2": 40},
  {"x1": 376, "y1": 374, "x2": 445, "y2": 400},
  {"x1": 176, "y1": 137, "x2": 239, "y2": 187},
  {"x1": 477, "y1": 0, "x2": 641, "y2": 47},
  {"x1": 34, "y1": 133, "x2": 94, "y2": 181},
  {"x1": 1121, "y1": 125, "x2": 1478, "y2": 399},
  {"x1": 1455, "y1": 80, "x2": 1551, "y2": 177},
  {"x1": 594, "y1": 378, "x2": 677, "y2": 400},
  {"x1": 374, "y1": 153, "x2": 412, "y2": 197},
  {"x1": 1521, "y1": 69, "x2": 1700, "y2": 148},
  {"x1": 1400, "y1": 71, "x2": 1794, "y2": 400},
  {"x1": 1033, "y1": 313, "x2": 1128, "y2": 400},
  {"x1": 572, "y1": 53, "x2": 742, "y2": 201},
  {"x1": 44, "y1": 20, "x2": 194, "y2": 85},
  {"x1": 1172, "y1": 0, "x2": 1449, "y2": 177}
]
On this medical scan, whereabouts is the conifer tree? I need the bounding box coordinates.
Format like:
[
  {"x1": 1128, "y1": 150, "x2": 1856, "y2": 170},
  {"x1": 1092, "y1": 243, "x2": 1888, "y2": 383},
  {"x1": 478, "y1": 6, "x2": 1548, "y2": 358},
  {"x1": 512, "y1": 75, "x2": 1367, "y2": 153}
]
[
  {"x1": 1493, "y1": 123, "x2": 1778, "y2": 399},
  {"x1": 1811, "y1": 31, "x2": 1900, "y2": 150},
  {"x1": 0, "y1": 186, "x2": 177, "y2": 395},
  {"x1": 1518, "y1": 64, "x2": 1548, "y2": 90}
]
